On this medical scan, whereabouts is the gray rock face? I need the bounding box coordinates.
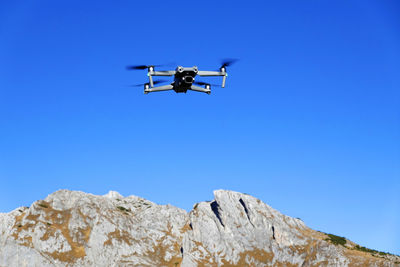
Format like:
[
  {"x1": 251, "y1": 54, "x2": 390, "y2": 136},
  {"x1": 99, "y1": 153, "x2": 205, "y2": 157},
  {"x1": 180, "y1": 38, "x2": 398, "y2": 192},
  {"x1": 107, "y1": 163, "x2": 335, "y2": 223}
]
[{"x1": 0, "y1": 189, "x2": 398, "y2": 266}]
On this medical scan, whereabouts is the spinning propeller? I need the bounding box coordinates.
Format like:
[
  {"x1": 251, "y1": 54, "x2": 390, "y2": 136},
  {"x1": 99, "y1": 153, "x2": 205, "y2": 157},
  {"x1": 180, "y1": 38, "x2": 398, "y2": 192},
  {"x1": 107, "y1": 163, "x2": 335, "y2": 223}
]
[
  {"x1": 126, "y1": 63, "x2": 174, "y2": 70},
  {"x1": 126, "y1": 65, "x2": 160, "y2": 70},
  {"x1": 220, "y1": 58, "x2": 238, "y2": 69},
  {"x1": 193, "y1": 81, "x2": 221, "y2": 87},
  {"x1": 130, "y1": 80, "x2": 167, "y2": 87}
]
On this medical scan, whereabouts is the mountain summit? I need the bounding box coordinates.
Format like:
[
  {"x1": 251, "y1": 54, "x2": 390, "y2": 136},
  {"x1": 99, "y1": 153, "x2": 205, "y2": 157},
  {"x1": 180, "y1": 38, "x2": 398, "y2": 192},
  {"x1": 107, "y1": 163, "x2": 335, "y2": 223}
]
[{"x1": 0, "y1": 190, "x2": 398, "y2": 266}]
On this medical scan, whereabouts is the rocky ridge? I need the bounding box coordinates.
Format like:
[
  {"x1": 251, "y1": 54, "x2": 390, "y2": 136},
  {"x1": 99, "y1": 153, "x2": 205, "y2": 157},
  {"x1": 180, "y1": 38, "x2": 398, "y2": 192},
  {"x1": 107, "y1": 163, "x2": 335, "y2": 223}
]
[{"x1": 0, "y1": 189, "x2": 399, "y2": 266}]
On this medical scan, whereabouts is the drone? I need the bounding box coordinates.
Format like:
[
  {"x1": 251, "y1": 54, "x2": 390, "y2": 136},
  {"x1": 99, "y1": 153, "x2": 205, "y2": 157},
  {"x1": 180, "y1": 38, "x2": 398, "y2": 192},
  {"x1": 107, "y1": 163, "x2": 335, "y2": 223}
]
[{"x1": 126, "y1": 59, "x2": 237, "y2": 94}]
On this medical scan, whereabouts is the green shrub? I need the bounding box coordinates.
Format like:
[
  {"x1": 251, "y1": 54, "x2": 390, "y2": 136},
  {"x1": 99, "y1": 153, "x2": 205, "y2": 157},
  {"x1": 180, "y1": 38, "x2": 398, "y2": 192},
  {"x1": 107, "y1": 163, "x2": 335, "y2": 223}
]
[
  {"x1": 325, "y1": 233, "x2": 346, "y2": 246},
  {"x1": 353, "y1": 245, "x2": 394, "y2": 257},
  {"x1": 322, "y1": 231, "x2": 400, "y2": 257},
  {"x1": 117, "y1": 206, "x2": 130, "y2": 212}
]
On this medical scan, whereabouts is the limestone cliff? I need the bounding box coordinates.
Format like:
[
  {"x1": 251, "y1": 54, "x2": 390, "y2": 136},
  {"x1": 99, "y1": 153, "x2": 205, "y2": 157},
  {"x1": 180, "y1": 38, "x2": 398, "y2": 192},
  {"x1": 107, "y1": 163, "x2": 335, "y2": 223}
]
[{"x1": 0, "y1": 190, "x2": 399, "y2": 266}]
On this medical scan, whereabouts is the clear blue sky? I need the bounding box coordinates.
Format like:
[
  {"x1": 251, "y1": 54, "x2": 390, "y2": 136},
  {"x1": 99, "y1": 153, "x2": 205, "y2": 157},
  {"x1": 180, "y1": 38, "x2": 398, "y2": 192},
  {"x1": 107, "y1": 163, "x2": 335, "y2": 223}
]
[{"x1": 1, "y1": 0, "x2": 399, "y2": 255}]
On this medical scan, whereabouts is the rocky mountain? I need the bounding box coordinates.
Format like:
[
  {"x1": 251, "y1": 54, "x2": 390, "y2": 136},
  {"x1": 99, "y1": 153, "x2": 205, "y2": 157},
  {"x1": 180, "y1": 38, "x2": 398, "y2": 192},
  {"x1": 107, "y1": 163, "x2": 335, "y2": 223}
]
[{"x1": 0, "y1": 189, "x2": 399, "y2": 266}]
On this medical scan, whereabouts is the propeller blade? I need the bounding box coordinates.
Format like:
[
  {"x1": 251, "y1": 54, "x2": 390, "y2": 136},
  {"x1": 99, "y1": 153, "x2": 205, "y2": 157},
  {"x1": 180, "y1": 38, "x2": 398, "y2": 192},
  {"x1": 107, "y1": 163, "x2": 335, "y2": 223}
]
[
  {"x1": 126, "y1": 62, "x2": 176, "y2": 71},
  {"x1": 194, "y1": 81, "x2": 208, "y2": 86},
  {"x1": 221, "y1": 58, "x2": 238, "y2": 68},
  {"x1": 131, "y1": 83, "x2": 146, "y2": 87},
  {"x1": 126, "y1": 65, "x2": 149, "y2": 70},
  {"x1": 130, "y1": 79, "x2": 168, "y2": 87},
  {"x1": 194, "y1": 81, "x2": 221, "y2": 87},
  {"x1": 153, "y1": 79, "x2": 168, "y2": 85}
]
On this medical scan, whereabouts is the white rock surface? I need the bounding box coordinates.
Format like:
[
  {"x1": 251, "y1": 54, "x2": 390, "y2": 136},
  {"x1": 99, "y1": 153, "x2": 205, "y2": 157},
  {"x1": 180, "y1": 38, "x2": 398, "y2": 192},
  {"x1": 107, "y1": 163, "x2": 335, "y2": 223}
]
[{"x1": 0, "y1": 189, "x2": 398, "y2": 266}]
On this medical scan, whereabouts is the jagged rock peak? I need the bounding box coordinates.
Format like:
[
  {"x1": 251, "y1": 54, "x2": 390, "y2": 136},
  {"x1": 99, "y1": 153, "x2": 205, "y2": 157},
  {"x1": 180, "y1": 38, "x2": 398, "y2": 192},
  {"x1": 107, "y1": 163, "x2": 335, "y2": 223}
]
[{"x1": 0, "y1": 189, "x2": 398, "y2": 267}]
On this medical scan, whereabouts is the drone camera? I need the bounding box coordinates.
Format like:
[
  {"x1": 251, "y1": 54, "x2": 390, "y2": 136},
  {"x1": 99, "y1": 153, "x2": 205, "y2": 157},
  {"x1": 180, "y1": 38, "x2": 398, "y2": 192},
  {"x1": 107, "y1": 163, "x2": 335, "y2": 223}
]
[{"x1": 184, "y1": 76, "x2": 194, "y2": 83}]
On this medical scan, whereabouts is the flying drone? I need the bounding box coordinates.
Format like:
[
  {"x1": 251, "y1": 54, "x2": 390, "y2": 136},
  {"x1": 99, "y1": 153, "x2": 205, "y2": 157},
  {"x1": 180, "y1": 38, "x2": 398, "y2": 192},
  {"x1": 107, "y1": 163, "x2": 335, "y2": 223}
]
[{"x1": 126, "y1": 59, "x2": 237, "y2": 94}]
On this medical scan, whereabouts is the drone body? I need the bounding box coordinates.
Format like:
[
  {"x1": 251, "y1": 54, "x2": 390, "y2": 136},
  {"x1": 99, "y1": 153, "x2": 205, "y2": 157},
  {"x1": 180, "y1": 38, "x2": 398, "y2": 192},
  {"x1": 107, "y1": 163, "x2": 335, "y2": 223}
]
[{"x1": 127, "y1": 60, "x2": 236, "y2": 94}]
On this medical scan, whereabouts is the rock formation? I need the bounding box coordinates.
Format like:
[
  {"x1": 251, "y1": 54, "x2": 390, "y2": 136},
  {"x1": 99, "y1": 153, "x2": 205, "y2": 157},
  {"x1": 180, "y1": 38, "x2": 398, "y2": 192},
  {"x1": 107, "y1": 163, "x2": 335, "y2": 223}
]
[{"x1": 0, "y1": 189, "x2": 399, "y2": 266}]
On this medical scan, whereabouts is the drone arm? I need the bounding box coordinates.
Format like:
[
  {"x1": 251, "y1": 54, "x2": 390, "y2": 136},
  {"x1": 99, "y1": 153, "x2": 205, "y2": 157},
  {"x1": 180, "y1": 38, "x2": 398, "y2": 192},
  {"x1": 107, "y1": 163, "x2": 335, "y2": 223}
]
[
  {"x1": 190, "y1": 85, "x2": 211, "y2": 94},
  {"x1": 197, "y1": 71, "x2": 225, "y2": 76},
  {"x1": 197, "y1": 70, "x2": 228, "y2": 88},
  {"x1": 144, "y1": 84, "x2": 173, "y2": 94},
  {"x1": 149, "y1": 71, "x2": 176, "y2": 76}
]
